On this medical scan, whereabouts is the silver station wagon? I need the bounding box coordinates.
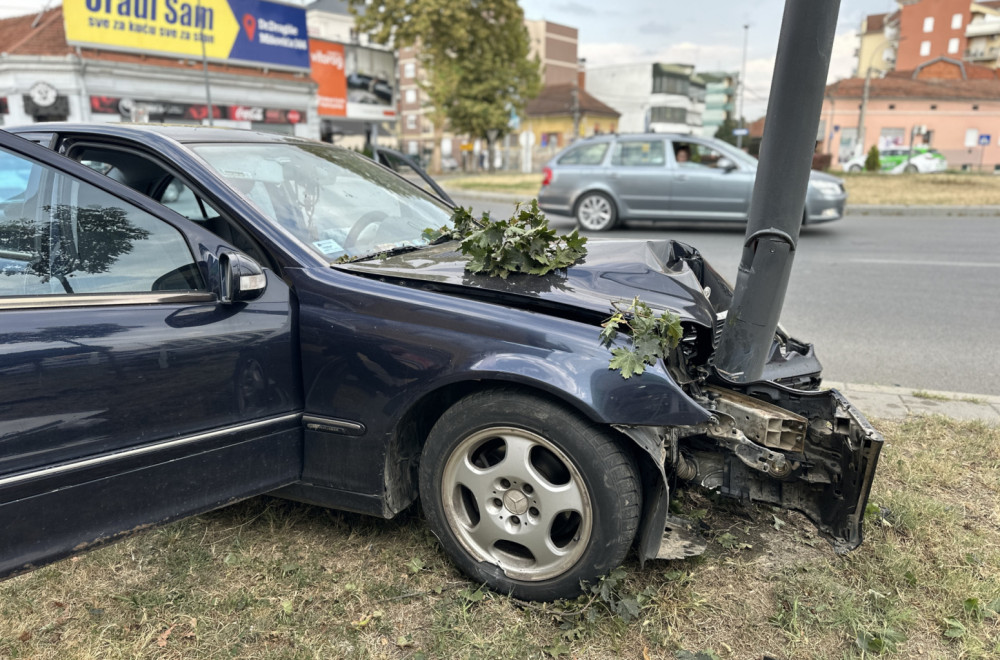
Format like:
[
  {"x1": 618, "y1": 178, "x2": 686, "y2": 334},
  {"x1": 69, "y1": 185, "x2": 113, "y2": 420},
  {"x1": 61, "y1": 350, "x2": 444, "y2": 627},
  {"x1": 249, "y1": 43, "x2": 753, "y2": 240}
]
[{"x1": 538, "y1": 134, "x2": 847, "y2": 231}]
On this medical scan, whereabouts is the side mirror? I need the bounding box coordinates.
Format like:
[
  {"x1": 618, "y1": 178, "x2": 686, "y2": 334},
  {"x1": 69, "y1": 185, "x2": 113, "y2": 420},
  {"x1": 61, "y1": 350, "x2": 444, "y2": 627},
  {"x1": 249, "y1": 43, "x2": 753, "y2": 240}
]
[
  {"x1": 717, "y1": 157, "x2": 738, "y2": 172},
  {"x1": 220, "y1": 252, "x2": 266, "y2": 304}
]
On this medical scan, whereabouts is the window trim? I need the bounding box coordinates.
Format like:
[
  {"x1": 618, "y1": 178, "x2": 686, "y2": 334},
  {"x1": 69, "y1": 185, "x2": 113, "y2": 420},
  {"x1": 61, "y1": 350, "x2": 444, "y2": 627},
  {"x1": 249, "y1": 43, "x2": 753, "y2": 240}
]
[{"x1": 0, "y1": 292, "x2": 216, "y2": 310}]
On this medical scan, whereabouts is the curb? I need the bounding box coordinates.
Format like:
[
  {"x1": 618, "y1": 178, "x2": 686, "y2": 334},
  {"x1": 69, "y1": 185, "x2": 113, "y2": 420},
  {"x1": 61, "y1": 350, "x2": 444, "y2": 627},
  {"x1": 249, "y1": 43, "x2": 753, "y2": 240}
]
[
  {"x1": 446, "y1": 189, "x2": 1000, "y2": 218},
  {"x1": 826, "y1": 382, "x2": 1000, "y2": 424}
]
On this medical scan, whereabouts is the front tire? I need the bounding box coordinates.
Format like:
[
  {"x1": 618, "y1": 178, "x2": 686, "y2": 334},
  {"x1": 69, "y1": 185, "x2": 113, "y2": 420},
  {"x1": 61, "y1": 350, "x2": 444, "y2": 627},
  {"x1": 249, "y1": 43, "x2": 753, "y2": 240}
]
[
  {"x1": 575, "y1": 192, "x2": 618, "y2": 231},
  {"x1": 903, "y1": 164, "x2": 918, "y2": 174},
  {"x1": 849, "y1": 164, "x2": 863, "y2": 173},
  {"x1": 419, "y1": 390, "x2": 641, "y2": 600}
]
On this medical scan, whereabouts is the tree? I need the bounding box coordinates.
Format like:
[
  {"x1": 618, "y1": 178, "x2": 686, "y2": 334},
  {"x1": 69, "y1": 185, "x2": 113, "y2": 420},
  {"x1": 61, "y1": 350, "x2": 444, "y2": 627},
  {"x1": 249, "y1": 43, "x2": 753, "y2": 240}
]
[
  {"x1": 713, "y1": 117, "x2": 743, "y2": 147},
  {"x1": 864, "y1": 145, "x2": 881, "y2": 172},
  {"x1": 350, "y1": 0, "x2": 540, "y2": 173}
]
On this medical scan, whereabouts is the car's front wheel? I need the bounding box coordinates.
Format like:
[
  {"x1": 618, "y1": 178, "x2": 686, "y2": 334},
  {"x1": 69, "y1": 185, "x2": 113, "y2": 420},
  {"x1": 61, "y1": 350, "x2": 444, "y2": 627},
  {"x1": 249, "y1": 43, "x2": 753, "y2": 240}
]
[
  {"x1": 419, "y1": 390, "x2": 641, "y2": 600},
  {"x1": 848, "y1": 164, "x2": 863, "y2": 173},
  {"x1": 575, "y1": 192, "x2": 618, "y2": 231},
  {"x1": 903, "y1": 164, "x2": 918, "y2": 174}
]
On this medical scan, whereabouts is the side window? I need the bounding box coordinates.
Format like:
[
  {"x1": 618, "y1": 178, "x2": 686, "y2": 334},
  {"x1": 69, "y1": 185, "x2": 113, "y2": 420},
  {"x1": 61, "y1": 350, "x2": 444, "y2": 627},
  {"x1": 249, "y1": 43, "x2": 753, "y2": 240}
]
[
  {"x1": 672, "y1": 142, "x2": 731, "y2": 169},
  {"x1": 69, "y1": 147, "x2": 271, "y2": 268},
  {"x1": 0, "y1": 146, "x2": 204, "y2": 297},
  {"x1": 611, "y1": 140, "x2": 666, "y2": 166},
  {"x1": 557, "y1": 143, "x2": 609, "y2": 165}
]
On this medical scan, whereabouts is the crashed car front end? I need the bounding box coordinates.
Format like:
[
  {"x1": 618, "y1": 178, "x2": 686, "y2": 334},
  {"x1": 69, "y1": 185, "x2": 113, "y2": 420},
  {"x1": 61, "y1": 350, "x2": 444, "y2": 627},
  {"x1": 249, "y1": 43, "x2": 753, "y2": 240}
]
[{"x1": 608, "y1": 241, "x2": 884, "y2": 563}]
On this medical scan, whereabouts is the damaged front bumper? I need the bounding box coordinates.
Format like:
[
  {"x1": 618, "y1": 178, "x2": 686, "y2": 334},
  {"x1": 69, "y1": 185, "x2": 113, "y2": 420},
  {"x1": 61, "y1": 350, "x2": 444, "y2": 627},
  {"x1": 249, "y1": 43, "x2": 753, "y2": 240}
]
[{"x1": 617, "y1": 379, "x2": 884, "y2": 562}]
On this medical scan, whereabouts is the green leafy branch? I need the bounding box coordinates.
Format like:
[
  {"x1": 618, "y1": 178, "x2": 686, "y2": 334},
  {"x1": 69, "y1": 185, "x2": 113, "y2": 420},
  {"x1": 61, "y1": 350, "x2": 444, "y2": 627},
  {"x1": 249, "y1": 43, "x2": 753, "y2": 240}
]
[
  {"x1": 600, "y1": 296, "x2": 683, "y2": 379},
  {"x1": 423, "y1": 201, "x2": 588, "y2": 280}
]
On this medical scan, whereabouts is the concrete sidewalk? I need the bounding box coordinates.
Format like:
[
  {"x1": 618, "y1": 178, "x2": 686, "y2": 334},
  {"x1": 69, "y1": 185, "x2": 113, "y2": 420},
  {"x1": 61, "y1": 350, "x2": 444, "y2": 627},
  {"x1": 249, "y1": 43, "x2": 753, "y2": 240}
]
[{"x1": 825, "y1": 382, "x2": 1000, "y2": 424}]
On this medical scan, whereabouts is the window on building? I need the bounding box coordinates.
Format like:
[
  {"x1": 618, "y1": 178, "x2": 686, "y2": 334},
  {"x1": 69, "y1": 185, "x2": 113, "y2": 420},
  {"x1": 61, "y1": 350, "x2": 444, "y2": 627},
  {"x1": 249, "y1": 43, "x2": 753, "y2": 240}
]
[
  {"x1": 404, "y1": 89, "x2": 417, "y2": 104},
  {"x1": 952, "y1": 13, "x2": 963, "y2": 30},
  {"x1": 407, "y1": 140, "x2": 419, "y2": 155},
  {"x1": 652, "y1": 72, "x2": 689, "y2": 96},
  {"x1": 948, "y1": 37, "x2": 959, "y2": 54},
  {"x1": 923, "y1": 16, "x2": 934, "y2": 33},
  {"x1": 650, "y1": 106, "x2": 687, "y2": 124},
  {"x1": 406, "y1": 114, "x2": 416, "y2": 130},
  {"x1": 403, "y1": 62, "x2": 415, "y2": 79},
  {"x1": 965, "y1": 128, "x2": 980, "y2": 147},
  {"x1": 920, "y1": 40, "x2": 931, "y2": 56}
]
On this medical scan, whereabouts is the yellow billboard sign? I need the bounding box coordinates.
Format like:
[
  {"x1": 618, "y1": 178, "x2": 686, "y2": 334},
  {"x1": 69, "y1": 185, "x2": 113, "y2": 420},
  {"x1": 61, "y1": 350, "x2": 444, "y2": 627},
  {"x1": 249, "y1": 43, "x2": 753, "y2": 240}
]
[{"x1": 62, "y1": 0, "x2": 311, "y2": 70}]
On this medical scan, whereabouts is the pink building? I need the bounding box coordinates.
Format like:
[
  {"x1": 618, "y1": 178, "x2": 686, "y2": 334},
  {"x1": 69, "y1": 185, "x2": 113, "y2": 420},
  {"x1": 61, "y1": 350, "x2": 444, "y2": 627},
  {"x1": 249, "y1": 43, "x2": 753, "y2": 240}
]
[{"x1": 822, "y1": 57, "x2": 1000, "y2": 170}]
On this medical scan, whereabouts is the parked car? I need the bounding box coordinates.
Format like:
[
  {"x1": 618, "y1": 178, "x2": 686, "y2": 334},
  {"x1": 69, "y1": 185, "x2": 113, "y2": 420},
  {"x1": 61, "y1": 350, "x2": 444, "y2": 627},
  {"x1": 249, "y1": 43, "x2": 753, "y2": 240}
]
[
  {"x1": 538, "y1": 133, "x2": 847, "y2": 231},
  {"x1": 843, "y1": 146, "x2": 948, "y2": 174},
  {"x1": 0, "y1": 124, "x2": 881, "y2": 601}
]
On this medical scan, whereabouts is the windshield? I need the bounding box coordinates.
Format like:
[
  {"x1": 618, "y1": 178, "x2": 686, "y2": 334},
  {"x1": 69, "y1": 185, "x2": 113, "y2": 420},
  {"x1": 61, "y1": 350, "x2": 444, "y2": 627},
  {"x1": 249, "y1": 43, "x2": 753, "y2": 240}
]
[{"x1": 191, "y1": 142, "x2": 454, "y2": 262}]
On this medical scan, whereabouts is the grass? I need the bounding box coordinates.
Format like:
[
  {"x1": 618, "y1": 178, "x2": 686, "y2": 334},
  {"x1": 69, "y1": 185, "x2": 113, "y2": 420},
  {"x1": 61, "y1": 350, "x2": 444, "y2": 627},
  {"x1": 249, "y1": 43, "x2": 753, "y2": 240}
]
[
  {"x1": 843, "y1": 172, "x2": 1000, "y2": 206},
  {"x1": 443, "y1": 170, "x2": 1000, "y2": 207},
  {"x1": 2, "y1": 416, "x2": 998, "y2": 659}
]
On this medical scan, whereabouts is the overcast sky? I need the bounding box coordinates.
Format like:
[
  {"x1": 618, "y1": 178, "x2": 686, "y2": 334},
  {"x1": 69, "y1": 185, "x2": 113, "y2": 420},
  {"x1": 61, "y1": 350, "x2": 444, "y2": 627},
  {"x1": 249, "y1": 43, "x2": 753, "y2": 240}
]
[
  {"x1": 521, "y1": 0, "x2": 898, "y2": 119},
  {"x1": 4, "y1": 0, "x2": 898, "y2": 120}
]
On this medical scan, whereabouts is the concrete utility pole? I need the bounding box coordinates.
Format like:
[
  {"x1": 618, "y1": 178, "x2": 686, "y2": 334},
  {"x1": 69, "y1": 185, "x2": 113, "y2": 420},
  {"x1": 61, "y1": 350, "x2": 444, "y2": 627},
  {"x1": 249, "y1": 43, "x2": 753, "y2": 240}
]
[
  {"x1": 714, "y1": 0, "x2": 841, "y2": 383},
  {"x1": 198, "y1": 0, "x2": 214, "y2": 126},
  {"x1": 737, "y1": 24, "x2": 749, "y2": 149},
  {"x1": 855, "y1": 66, "x2": 872, "y2": 158}
]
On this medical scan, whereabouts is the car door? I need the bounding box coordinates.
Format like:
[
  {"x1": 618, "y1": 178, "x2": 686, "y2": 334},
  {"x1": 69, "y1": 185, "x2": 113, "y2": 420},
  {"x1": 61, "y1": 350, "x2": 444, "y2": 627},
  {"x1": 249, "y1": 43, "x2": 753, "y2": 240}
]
[
  {"x1": 667, "y1": 139, "x2": 754, "y2": 220},
  {"x1": 374, "y1": 147, "x2": 455, "y2": 206},
  {"x1": 606, "y1": 138, "x2": 672, "y2": 217},
  {"x1": 0, "y1": 130, "x2": 303, "y2": 579}
]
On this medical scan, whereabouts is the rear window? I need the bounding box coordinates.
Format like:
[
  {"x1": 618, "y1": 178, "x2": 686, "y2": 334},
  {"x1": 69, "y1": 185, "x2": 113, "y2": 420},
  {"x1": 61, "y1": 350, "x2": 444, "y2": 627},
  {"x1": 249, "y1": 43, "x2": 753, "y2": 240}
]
[{"x1": 557, "y1": 143, "x2": 609, "y2": 165}]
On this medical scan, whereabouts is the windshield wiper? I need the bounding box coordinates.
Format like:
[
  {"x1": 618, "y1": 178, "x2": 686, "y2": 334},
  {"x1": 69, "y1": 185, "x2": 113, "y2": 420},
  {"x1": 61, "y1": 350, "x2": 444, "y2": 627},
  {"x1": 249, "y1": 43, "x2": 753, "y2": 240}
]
[{"x1": 337, "y1": 243, "x2": 427, "y2": 264}]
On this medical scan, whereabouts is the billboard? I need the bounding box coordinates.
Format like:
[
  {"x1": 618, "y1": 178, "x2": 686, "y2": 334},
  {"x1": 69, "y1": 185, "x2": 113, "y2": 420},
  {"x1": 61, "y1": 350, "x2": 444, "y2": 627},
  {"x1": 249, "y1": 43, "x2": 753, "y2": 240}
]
[
  {"x1": 63, "y1": 0, "x2": 310, "y2": 70},
  {"x1": 309, "y1": 38, "x2": 396, "y2": 120}
]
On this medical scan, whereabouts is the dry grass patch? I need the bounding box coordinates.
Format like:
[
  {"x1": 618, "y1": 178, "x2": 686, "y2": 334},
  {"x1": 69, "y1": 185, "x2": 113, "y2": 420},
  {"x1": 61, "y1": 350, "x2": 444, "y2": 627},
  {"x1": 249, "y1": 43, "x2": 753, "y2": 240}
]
[
  {"x1": 837, "y1": 173, "x2": 1000, "y2": 206},
  {"x1": 444, "y1": 172, "x2": 543, "y2": 198},
  {"x1": 444, "y1": 170, "x2": 1000, "y2": 208},
  {"x1": 1, "y1": 416, "x2": 998, "y2": 659}
]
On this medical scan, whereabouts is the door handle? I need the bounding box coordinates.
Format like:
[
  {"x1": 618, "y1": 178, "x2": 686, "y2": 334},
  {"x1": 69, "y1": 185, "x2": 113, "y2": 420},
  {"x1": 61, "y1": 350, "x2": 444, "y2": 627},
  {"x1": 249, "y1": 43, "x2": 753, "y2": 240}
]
[
  {"x1": 676, "y1": 175, "x2": 688, "y2": 181},
  {"x1": 609, "y1": 173, "x2": 620, "y2": 179}
]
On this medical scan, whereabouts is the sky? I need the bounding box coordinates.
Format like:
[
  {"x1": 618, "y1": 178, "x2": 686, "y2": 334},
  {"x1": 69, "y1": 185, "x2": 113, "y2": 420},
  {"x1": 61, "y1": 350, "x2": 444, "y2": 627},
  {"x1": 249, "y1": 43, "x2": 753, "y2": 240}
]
[
  {"x1": 3, "y1": 0, "x2": 900, "y2": 120},
  {"x1": 521, "y1": 0, "x2": 899, "y2": 119}
]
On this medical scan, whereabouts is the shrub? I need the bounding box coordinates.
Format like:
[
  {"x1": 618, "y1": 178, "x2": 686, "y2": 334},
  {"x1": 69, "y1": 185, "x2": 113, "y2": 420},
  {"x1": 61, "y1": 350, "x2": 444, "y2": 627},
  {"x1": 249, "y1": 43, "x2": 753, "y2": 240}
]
[{"x1": 864, "y1": 145, "x2": 881, "y2": 172}]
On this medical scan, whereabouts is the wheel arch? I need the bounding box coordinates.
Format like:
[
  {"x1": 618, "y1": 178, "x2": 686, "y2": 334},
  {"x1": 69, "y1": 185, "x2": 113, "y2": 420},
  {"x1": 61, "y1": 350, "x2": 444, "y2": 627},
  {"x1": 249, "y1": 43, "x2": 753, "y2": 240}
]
[{"x1": 382, "y1": 375, "x2": 700, "y2": 544}]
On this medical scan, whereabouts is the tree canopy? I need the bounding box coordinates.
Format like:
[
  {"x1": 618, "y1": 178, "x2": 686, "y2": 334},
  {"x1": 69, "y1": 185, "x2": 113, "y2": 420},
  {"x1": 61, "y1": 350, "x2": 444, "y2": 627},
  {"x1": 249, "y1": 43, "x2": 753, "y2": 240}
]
[{"x1": 350, "y1": 0, "x2": 540, "y2": 147}]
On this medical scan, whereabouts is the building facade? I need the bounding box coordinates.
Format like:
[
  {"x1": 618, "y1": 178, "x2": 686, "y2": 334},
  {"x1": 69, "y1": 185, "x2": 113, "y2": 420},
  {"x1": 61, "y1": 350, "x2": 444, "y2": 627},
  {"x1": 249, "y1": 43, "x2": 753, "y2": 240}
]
[
  {"x1": 585, "y1": 63, "x2": 706, "y2": 135},
  {"x1": 700, "y1": 71, "x2": 738, "y2": 138},
  {"x1": 0, "y1": 7, "x2": 316, "y2": 136},
  {"x1": 305, "y1": 0, "x2": 397, "y2": 147},
  {"x1": 525, "y1": 20, "x2": 579, "y2": 87},
  {"x1": 823, "y1": 57, "x2": 1000, "y2": 170}
]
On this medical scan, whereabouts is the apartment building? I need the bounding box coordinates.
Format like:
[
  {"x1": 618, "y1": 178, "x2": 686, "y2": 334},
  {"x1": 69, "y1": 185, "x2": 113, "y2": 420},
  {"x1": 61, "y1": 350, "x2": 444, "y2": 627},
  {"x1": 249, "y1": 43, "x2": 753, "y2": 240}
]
[{"x1": 586, "y1": 63, "x2": 706, "y2": 135}]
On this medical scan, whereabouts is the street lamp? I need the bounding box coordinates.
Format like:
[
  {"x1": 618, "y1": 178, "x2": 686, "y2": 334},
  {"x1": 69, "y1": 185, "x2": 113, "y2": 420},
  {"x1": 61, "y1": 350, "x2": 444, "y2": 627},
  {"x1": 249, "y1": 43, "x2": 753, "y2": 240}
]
[{"x1": 737, "y1": 24, "x2": 749, "y2": 149}]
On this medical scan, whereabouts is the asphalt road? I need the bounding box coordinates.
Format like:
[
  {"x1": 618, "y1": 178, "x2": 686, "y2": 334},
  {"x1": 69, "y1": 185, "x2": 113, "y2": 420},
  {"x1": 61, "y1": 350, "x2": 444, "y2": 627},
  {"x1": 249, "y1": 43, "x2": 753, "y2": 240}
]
[{"x1": 449, "y1": 194, "x2": 1000, "y2": 396}]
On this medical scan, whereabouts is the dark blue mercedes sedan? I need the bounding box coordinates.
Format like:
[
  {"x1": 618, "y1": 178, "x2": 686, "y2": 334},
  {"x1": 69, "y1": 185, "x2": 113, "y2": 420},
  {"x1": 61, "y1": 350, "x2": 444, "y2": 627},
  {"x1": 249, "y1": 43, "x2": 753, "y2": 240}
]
[{"x1": 0, "y1": 125, "x2": 882, "y2": 601}]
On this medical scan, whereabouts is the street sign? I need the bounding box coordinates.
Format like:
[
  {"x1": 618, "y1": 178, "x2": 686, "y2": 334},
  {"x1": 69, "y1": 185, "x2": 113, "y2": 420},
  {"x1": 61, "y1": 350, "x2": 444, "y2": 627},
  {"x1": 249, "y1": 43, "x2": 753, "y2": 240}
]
[
  {"x1": 979, "y1": 134, "x2": 991, "y2": 147},
  {"x1": 733, "y1": 128, "x2": 750, "y2": 136}
]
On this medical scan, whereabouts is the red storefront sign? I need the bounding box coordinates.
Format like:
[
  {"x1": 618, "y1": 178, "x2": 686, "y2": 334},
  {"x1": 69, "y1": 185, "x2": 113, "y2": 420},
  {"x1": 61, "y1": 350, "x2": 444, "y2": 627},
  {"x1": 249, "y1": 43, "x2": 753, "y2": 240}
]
[{"x1": 310, "y1": 39, "x2": 347, "y2": 117}]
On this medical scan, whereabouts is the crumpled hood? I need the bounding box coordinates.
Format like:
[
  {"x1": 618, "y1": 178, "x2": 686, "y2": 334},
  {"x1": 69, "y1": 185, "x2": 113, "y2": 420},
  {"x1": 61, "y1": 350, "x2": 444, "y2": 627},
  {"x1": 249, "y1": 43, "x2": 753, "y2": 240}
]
[{"x1": 338, "y1": 239, "x2": 721, "y2": 328}]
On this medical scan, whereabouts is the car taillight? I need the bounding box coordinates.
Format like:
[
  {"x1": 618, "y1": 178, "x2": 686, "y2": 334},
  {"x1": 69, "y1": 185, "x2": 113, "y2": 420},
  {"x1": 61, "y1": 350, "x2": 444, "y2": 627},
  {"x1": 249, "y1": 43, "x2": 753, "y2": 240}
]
[{"x1": 542, "y1": 167, "x2": 552, "y2": 186}]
